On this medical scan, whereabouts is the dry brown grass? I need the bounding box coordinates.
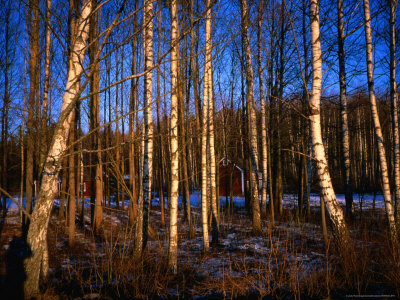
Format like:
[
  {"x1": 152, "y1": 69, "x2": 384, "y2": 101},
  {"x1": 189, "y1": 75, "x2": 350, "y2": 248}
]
[{"x1": 0, "y1": 206, "x2": 399, "y2": 299}]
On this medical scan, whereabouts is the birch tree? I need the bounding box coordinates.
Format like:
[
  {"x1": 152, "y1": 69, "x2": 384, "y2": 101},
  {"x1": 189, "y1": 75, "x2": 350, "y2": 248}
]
[
  {"x1": 241, "y1": 0, "x2": 262, "y2": 235},
  {"x1": 337, "y1": 0, "x2": 353, "y2": 216},
  {"x1": 309, "y1": 0, "x2": 352, "y2": 256},
  {"x1": 168, "y1": 0, "x2": 179, "y2": 273},
  {"x1": 142, "y1": 0, "x2": 154, "y2": 250},
  {"x1": 362, "y1": 0, "x2": 398, "y2": 245},
  {"x1": 389, "y1": 0, "x2": 400, "y2": 221},
  {"x1": 257, "y1": 0, "x2": 269, "y2": 219},
  {"x1": 201, "y1": 0, "x2": 211, "y2": 252},
  {"x1": 23, "y1": 1, "x2": 92, "y2": 296},
  {"x1": 205, "y1": 1, "x2": 219, "y2": 244},
  {"x1": 134, "y1": 0, "x2": 154, "y2": 255}
]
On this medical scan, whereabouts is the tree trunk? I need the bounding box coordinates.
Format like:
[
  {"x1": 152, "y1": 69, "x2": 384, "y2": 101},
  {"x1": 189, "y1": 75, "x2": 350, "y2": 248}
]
[
  {"x1": 23, "y1": 1, "x2": 92, "y2": 296},
  {"x1": 203, "y1": 13, "x2": 219, "y2": 243},
  {"x1": 25, "y1": 0, "x2": 40, "y2": 230},
  {"x1": 337, "y1": 0, "x2": 353, "y2": 217},
  {"x1": 168, "y1": 0, "x2": 179, "y2": 273},
  {"x1": 135, "y1": 0, "x2": 154, "y2": 256},
  {"x1": 389, "y1": 0, "x2": 400, "y2": 222},
  {"x1": 89, "y1": 0, "x2": 103, "y2": 231},
  {"x1": 241, "y1": 0, "x2": 262, "y2": 235},
  {"x1": 39, "y1": 0, "x2": 52, "y2": 174},
  {"x1": 201, "y1": 0, "x2": 211, "y2": 253},
  {"x1": 129, "y1": 0, "x2": 139, "y2": 226},
  {"x1": 68, "y1": 110, "x2": 76, "y2": 247},
  {"x1": 257, "y1": 1, "x2": 268, "y2": 219},
  {"x1": 363, "y1": 0, "x2": 398, "y2": 246},
  {"x1": 309, "y1": 0, "x2": 352, "y2": 258}
]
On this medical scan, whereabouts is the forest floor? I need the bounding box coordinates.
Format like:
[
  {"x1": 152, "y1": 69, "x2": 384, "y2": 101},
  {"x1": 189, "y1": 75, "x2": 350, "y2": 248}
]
[{"x1": 0, "y1": 193, "x2": 399, "y2": 299}]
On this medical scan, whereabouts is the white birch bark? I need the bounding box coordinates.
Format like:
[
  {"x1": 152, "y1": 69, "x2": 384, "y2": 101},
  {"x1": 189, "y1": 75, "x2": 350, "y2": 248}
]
[
  {"x1": 201, "y1": 0, "x2": 211, "y2": 252},
  {"x1": 168, "y1": 0, "x2": 179, "y2": 273},
  {"x1": 23, "y1": 1, "x2": 92, "y2": 296},
  {"x1": 241, "y1": 0, "x2": 262, "y2": 235},
  {"x1": 309, "y1": 0, "x2": 352, "y2": 256},
  {"x1": 257, "y1": 1, "x2": 268, "y2": 218},
  {"x1": 363, "y1": 0, "x2": 398, "y2": 245},
  {"x1": 142, "y1": 0, "x2": 153, "y2": 249},
  {"x1": 205, "y1": 2, "x2": 219, "y2": 244}
]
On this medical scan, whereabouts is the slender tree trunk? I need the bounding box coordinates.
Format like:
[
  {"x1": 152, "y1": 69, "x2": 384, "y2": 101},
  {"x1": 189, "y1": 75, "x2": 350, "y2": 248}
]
[
  {"x1": 320, "y1": 194, "x2": 329, "y2": 248},
  {"x1": 23, "y1": 1, "x2": 92, "y2": 296},
  {"x1": 257, "y1": 1, "x2": 268, "y2": 219},
  {"x1": 39, "y1": 0, "x2": 52, "y2": 174},
  {"x1": 168, "y1": 0, "x2": 179, "y2": 273},
  {"x1": 115, "y1": 34, "x2": 121, "y2": 210},
  {"x1": 191, "y1": 0, "x2": 201, "y2": 189},
  {"x1": 129, "y1": 0, "x2": 138, "y2": 226},
  {"x1": 1, "y1": 6, "x2": 11, "y2": 214},
  {"x1": 337, "y1": 0, "x2": 353, "y2": 217},
  {"x1": 203, "y1": 15, "x2": 219, "y2": 243},
  {"x1": 241, "y1": 0, "x2": 262, "y2": 235},
  {"x1": 363, "y1": 0, "x2": 398, "y2": 246},
  {"x1": 89, "y1": 0, "x2": 103, "y2": 231},
  {"x1": 25, "y1": 0, "x2": 40, "y2": 230},
  {"x1": 156, "y1": 0, "x2": 165, "y2": 227},
  {"x1": 309, "y1": 0, "x2": 352, "y2": 258},
  {"x1": 389, "y1": 0, "x2": 400, "y2": 222},
  {"x1": 201, "y1": 0, "x2": 211, "y2": 252},
  {"x1": 68, "y1": 110, "x2": 76, "y2": 247},
  {"x1": 135, "y1": 0, "x2": 154, "y2": 255}
]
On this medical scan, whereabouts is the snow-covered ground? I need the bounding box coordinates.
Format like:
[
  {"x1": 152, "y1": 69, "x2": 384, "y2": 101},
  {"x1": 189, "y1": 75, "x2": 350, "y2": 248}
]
[{"x1": 3, "y1": 190, "x2": 386, "y2": 211}]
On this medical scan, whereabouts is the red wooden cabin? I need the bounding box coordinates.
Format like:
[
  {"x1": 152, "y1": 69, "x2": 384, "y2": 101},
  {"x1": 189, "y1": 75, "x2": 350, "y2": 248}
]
[{"x1": 218, "y1": 158, "x2": 244, "y2": 197}]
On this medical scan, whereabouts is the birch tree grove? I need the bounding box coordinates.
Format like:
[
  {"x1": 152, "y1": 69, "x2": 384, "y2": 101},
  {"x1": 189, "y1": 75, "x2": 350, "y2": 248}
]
[
  {"x1": 308, "y1": 0, "x2": 352, "y2": 257},
  {"x1": 23, "y1": 1, "x2": 92, "y2": 295},
  {"x1": 3, "y1": 0, "x2": 400, "y2": 297}
]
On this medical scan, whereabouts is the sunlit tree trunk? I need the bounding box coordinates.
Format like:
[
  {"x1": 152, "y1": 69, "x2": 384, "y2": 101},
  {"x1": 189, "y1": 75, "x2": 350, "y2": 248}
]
[
  {"x1": 257, "y1": 1, "x2": 268, "y2": 219},
  {"x1": 309, "y1": 0, "x2": 352, "y2": 257},
  {"x1": 241, "y1": 0, "x2": 262, "y2": 235},
  {"x1": 201, "y1": 0, "x2": 211, "y2": 252},
  {"x1": 23, "y1": 1, "x2": 92, "y2": 296},
  {"x1": 362, "y1": 0, "x2": 398, "y2": 246},
  {"x1": 168, "y1": 0, "x2": 179, "y2": 273},
  {"x1": 135, "y1": 0, "x2": 154, "y2": 255},
  {"x1": 202, "y1": 6, "x2": 219, "y2": 244},
  {"x1": 337, "y1": 0, "x2": 353, "y2": 217}
]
